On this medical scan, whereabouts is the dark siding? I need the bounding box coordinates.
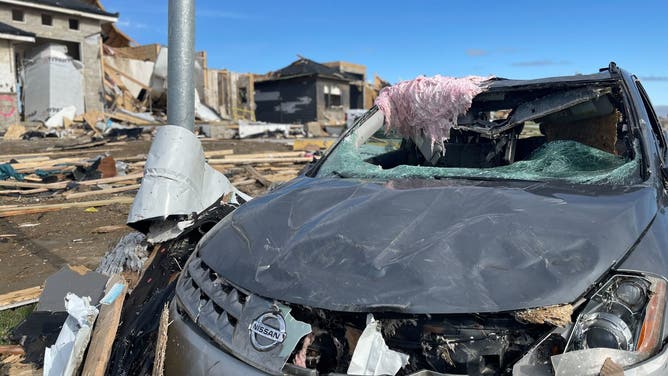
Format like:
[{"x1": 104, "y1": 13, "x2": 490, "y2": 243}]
[{"x1": 254, "y1": 77, "x2": 317, "y2": 123}]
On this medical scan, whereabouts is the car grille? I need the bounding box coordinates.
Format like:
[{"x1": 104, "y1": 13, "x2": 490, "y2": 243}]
[{"x1": 176, "y1": 250, "x2": 249, "y2": 351}]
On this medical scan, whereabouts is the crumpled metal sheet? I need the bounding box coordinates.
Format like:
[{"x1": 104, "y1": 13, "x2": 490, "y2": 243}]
[
  {"x1": 127, "y1": 125, "x2": 250, "y2": 231},
  {"x1": 197, "y1": 176, "x2": 656, "y2": 314}
]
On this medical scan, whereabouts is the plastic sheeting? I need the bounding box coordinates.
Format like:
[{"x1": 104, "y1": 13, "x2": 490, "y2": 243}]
[
  {"x1": 347, "y1": 314, "x2": 409, "y2": 375},
  {"x1": 197, "y1": 174, "x2": 656, "y2": 314},
  {"x1": 375, "y1": 75, "x2": 489, "y2": 148},
  {"x1": 23, "y1": 44, "x2": 85, "y2": 122},
  {"x1": 127, "y1": 125, "x2": 250, "y2": 232},
  {"x1": 319, "y1": 137, "x2": 639, "y2": 185}
]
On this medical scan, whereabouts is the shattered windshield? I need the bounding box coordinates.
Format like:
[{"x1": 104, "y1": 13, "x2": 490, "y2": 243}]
[{"x1": 317, "y1": 78, "x2": 640, "y2": 185}]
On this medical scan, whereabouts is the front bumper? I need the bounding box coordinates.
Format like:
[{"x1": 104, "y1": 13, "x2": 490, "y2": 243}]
[
  {"x1": 165, "y1": 301, "x2": 267, "y2": 376},
  {"x1": 165, "y1": 299, "x2": 668, "y2": 376}
]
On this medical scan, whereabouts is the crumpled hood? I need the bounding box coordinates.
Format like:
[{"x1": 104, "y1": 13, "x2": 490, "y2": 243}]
[{"x1": 198, "y1": 177, "x2": 657, "y2": 314}]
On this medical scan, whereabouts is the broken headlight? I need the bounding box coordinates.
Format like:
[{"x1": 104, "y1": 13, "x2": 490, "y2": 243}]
[{"x1": 567, "y1": 274, "x2": 667, "y2": 356}]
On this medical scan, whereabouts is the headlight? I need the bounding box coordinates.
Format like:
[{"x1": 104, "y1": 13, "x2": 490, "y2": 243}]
[{"x1": 567, "y1": 274, "x2": 666, "y2": 356}]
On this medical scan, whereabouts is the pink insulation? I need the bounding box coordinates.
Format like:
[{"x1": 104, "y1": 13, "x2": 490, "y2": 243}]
[{"x1": 375, "y1": 75, "x2": 490, "y2": 147}]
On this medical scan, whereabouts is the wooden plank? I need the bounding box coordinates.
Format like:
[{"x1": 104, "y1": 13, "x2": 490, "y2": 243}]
[
  {"x1": 244, "y1": 166, "x2": 271, "y2": 187},
  {"x1": 105, "y1": 65, "x2": 152, "y2": 90},
  {"x1": 10, "y1": 157, "x2": 86, "y2": 170},
  {"x1": 0, "y1": 197, "x2": 135, "y2": 218},
  {"x1": 64, "y1": 184, "x2": 141, "y2": 200},
  {"x1": 293, "y1": 138, "x2": 335, "y2": 151},
  {"x1": 208, "y1": 157, "x2": 312, "y2": 165},
  {"x1": 0, "y1": 188, "x2": 49, "y2": 195},
  {"x1": 92, "y1": 225, "x2": 127, "y2": 234},
  {"x1": 0, "y1": 286, "x2": 42, "y2": 311},
  {"x1": 105, "y1": 111, "x2": 155, "y2": 126},
  {"x1": 151, "y1": 303, "x2": 169, "y2": 376},
  {"x1": 0, "y1": 172, "x2": 142, "y2": 191},
  {"x1": 202, "y1": 149, "x2": 234, "y2": 157},
  {"x1": 0, "y1": 345, "x2": 25, "y2": 355},
  {"x1": 0, "y1": 148, "x2": 122, "y2": 162},
  {"x1": 81, "y1": 275, "x2": 127, "y2": 376},
  {"x1": 221, "y1": 151, "x2": 305, "y2": 159}
]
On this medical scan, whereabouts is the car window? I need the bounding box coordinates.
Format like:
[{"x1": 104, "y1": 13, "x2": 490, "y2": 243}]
[
  {"x1": 318, "y1": 86, "x2": 641, "y2": 186},
  {"x1": 635, "y1": 79, "x2": 666, "y2": 158}
]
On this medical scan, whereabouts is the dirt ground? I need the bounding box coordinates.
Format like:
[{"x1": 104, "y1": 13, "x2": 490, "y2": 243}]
[{"x1": 0, "y1": 138, "x2": 293, "y2": 294}]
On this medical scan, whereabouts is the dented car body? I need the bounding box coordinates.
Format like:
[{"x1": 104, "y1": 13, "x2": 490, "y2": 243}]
[{"x1": 166, "y1": 63, "x2": 668, "y2": 375}]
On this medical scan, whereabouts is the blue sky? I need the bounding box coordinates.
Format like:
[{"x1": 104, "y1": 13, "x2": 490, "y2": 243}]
[{"x1": 106, "y1": 0, "x2": 668, "y2": 105}]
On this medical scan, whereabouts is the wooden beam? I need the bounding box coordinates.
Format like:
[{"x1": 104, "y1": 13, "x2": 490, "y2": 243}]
[
  {"x1": 0, "y1": 148, "x2": 122, "y2": 162},
  {"x1": 0, "y1": 286, "x2": 42, "y2": 311},
  {"x1": 293, "y1": 139, "x2": 335, "y2": 151},
  {"x1": 81, "y1": 275, "x2": 127, "y2": 376},
  {"x1": 64, "y1": 184, "x2": 141, "y2": 200},
  {"x1": 151, "y1": 303, "x2": 169, "y2": 376},
  {"x1": 244, "y1": 166, "x2": 271, "y2": 187},
  {"x1": 0, "y1": 197, "x2": 135, "y2": 218},
  {"x1": 207, "y1": 157, "x2": 312, "y2": 165},
  {"x1": 105, "y1": 65, "x2": 152, "y2": 91}
]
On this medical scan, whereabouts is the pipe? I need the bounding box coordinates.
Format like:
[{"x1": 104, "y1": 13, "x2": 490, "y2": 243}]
[{"x1": 167, "y1": 0, "x2": 195, "y2": 131}]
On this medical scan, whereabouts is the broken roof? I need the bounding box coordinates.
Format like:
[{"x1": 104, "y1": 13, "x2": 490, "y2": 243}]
[
  {"x1": 256, "y1": 57, "x2": 357, "y2": 82},
  {"x1": 0, "y1": 21, "x2": 35, "y2": 42},
  {"x1": 0, "y1": 0, "x2": 118, "y2": 19}
]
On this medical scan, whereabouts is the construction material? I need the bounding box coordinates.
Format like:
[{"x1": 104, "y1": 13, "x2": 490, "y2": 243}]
[
  {"x1": 3, "y1": 123, "x2": 26, "y2": 140},
  {"x1": 0, "y1": 197, "x2": 135, "y2": 218},
  {"x1": 0, "y1": 286, "x2": 42, "y2": 311},
  {"x1": 43, "y1": 293, "x2": 99, "y2": 376},
  {"x1": 81, "y1": 275, "x2": 128, "y2": 376},
  {"x1": 64, "y1": 184, "x2": 141, "y2": 200},
  {"x1": 293, "y1": 138, "x2": 335, "y2": 151},
  {"x1": 151, "y1": 304, "x2": 169, "y2": 376}
]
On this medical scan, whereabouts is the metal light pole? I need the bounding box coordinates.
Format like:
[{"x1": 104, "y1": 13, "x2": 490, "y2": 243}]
[{"x1": 167, "y1": 0, "x2": 195, "y2": 131}]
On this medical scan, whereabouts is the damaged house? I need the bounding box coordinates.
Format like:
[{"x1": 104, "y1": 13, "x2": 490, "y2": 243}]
[
  {"x1": 0, "y1": 0, "x2": 118, "y2": 126},
  {"x1": 254, "y1": 57, "x2": 366, "y2": 125}
]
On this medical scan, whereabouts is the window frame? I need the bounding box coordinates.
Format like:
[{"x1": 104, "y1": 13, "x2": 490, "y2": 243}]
[
  {"x1": 41, "y1": 14, "x2": 53, "y2": 27},
  {"x1": 68, "y1": 18, "x2": 79, "y2": 31},
  {"x1": 11, "y1": 9, "x2": 25, "y2": 23}
]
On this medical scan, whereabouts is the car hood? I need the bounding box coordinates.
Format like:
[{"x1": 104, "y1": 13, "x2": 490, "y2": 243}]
[{"x1": 198, "y1": 177, "x2": 657, "y2": 314}]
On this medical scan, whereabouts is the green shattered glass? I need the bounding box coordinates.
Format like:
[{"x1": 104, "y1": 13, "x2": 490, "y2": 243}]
[{"x1": 318, "y1": 137, "x2": 639, "y2": 185}]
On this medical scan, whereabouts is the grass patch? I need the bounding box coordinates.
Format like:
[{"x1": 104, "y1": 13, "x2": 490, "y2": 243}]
[{"x1": 0, "y1": 304, "x2": 34, "y2": 345}]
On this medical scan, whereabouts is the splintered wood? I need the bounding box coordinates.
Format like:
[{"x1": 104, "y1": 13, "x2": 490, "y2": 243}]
[{"x1": 513, "y1": 304, "x2": 574, "y2": 327}]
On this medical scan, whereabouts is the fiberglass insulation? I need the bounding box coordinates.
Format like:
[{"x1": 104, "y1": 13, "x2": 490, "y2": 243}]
[{"x1": 375, "y1": 75, "x2": 489, "y2": 147}]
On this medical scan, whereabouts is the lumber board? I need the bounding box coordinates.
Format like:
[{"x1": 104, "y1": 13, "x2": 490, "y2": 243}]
[
  {"x1": 244, "y1": 165, "x2": 271, "y2": 187},
  {"x1": 151, "y1": 304, "x2": 170, "y2": 376},
  {"x1": 0, "y1": 148, "x2": 122, "y2": 162},
  {"x1": 0, "y1": 197, "x2": 135, "y2": 218},
  {"x1": 0, "y1": 345, "x2": 25, "y2": 355},
  {"x1": 0, "y1": 286, "x2": 42, "y2": 311},
  {"x1": 293, "y1": 138, "x2": 335, "y2": 151},
  {"x1": 208, "y1": 157, "x2": 312, "y2": 165},
  {"x1": 105, "y1": 111, "x2": 156, "y2": 126},
  {"x1": 221, "y1": 151, "x2": 304, "y2": 159},
  {"x1": 64, "y1": 184, "x2": 141, "y2": 200},
  {"x1": 105, "y1": 65, "x2": 152, "y2": 90},
  {"x1": 81, "y1": 275, "x2": 127, "y2": 376},
  {"x1": 0, "y1": 173, "x2": 142, "y2": 191},
  {"x1": 202, "y1": 149, "x2": 234, "y2": 157},
  {"x1": 0, "y1": 188, "x2": 49, "y2": 195}
]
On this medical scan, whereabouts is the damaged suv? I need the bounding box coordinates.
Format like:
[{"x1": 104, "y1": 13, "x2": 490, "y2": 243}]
[{"x1": 166, "y1": 63, "x2": 668, "y2": 375}]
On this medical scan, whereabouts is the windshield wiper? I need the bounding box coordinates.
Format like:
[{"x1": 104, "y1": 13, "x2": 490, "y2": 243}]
[{"x1": 433, "y1": 175, "x2": 541, "y2": 183}]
